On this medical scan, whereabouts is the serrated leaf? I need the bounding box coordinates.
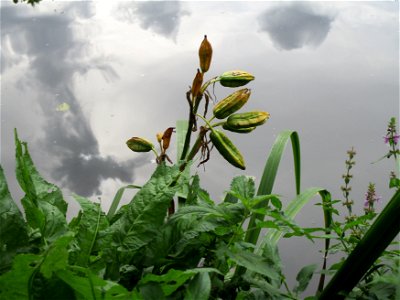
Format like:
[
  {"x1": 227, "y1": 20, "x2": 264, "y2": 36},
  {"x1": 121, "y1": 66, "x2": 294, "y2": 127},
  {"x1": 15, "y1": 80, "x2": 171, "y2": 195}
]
[
  {"x1": 41, "y1": 233, "x2": 74, "y2": 279},
  {"x1": 104, "y1": 163, "x2": 189, "y2": 265},
  {"x1": 70, "y1": 195, "x2": 109, "y2": 267},
  {"x1": 293, "y1": 264, "x2": 317, "y2": 294},
  {"x1": 225, "y1": 246, "x2": 279, "y2": 281},
  {"x1": 15, "y1": 130, "x2": 68, "y2": 215},
  {"x1": 57, "y1": 268, "x2": 130, "y2": 300},
  {"x1": 229, "y1": 175, "x2": 255, "y2": 202},
  {"x1": 0, "y1": 165, "x2": 29, "y2": 274}
]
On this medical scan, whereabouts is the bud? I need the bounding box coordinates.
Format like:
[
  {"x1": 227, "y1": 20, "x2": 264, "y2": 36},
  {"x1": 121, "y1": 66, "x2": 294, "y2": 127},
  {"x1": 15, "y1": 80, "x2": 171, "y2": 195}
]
[
  {"x1": 226, "y1": 111, "x2": 270, "y2": 129},
  {"x1": 219, "y1": 70, "x2": 255, "y2": 88},
  {"x1": 213, "y1": 88, "x2": 251, "y2": 119},
  {"x1": 191, "y1": 68, "x2": 203, "y2": 100},
  {"x1": 126, "y1": 137, "x2": 154, "y2": 152},
  {"x1": 162, "y1": 127, "x2": 174, "y2": 151},
  {"x1": 199, "y1": 35, "x2": 212, "y2": 73},
  {"x1": 156, "y1": 133, "x2": 163, "y2": 143}
]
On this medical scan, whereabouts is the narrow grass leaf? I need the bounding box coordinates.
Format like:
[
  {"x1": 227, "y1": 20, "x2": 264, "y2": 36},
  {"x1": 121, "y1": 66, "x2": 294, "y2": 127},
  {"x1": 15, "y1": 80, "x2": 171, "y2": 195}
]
[
  {"x1": 244, "y1": 130, "x2": 301, "y2": 248},
  {"x1": 106, "y1": 184, "x2": 141, "y2": 221},
  {"x1": 177, "y1": 120, "x2": 189, "y2": 161}
]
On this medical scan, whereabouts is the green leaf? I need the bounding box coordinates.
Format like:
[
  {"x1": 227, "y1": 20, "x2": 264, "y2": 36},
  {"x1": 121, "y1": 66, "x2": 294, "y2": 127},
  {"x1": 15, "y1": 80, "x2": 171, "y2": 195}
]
[
  {"x1": 293, "y1": 264, "x2": 317, "y2": 294},
  {"x1": 320, "y1": 189, "x2": 400, "y2": 299},
  {"x1": 40, "y1": 233, "x2": 74, "y2": 279},
  {"x1": 242, "y1": 274, "x2": 285, "y2": 298},
  {"x1": 229, "y1": 175, "x2": 255, "y2": 203},
  {"x1": 104, "y1": 163, "x2": 189, "y2": 265},
  {"x1": 225, "y1": 246, "x2": 279, "y2": 281},
  {"x1": 139, "y1": 268, "x2": 219, "y2": 297},
  {"x1": 14, "y1": 130, "x2": 68, "y2": 242},
  {"x1": 15, "y1": 129, "x2": 68, "y2": 216},
  {"x1": 0, "y1": 253, "x2": 41, "y2": 299},
  {"x1": 176, "y1": 120, "x2": 189, "y2": 162},
  {"x1": 184, "y1": 272, "x2": 211, "y2": 300},
  {"x1": 57, "y1": 267, "x2": 130, "y2": 300},
  {"x1": 0, "y1": 165, "x2": 29, "y2": 274},
  {"x1": 70, "y1": 195, "x2": 109, "y2": 267},
  {"x1": 244, "y1": 130, "x2": 301, "y2": 249},
  {"x1": 107, "y1": 184, "x2": 141, "y2": 221}
]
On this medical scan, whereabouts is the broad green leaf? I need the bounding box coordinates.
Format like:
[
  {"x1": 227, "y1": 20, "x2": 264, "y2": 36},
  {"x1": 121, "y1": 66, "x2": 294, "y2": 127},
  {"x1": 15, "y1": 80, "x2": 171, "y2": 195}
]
[
  {"x1": 225, "y1": 246, "x2": 279, "y2": 281},
  {"x1": 14, "y1": 130, "x2": 68, "y2": 242},
  {"x1": 184, "y1": 272, "x2": 211, "y2": 300},
  {"x1": 139, "y1": 268, "x2": 219, "y2": 297},
  {"x1": 139, "y1": 282, "x2": 165, "y2": 300},
  {"x1": 140, "y1": 269, "x2": 194, "y2": 296},
  {"x1": 293, "y1": 264, "x2": 317, "y2": 294},
  {"x1": 0, "y1": 253, "x2": 41, "y2": 299},
  {"x1": 15, "y1": 129, "x2": 68, "y2": 215},
  {"x1": 0, "y1": 165, "x2": 29, "y2": 273},
  {"x1": 104, "y1": 163, "x2": 189, "y2": 265},
  {"x1": 41, "y1": 233, "x2": 74, "y2": 279},
  {"x1": 57, "y1": 267, "x2": 130, "y2": 300},
  {"x1": 70, "y1": 195, "x2": 109, "y2": 267}
]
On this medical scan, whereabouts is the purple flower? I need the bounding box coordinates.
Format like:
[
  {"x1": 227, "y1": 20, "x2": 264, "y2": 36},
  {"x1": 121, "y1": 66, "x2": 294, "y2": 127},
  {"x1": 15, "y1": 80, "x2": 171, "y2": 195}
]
[{"x1": 384, "y1": 134, "x2": 400, "y2": 145}]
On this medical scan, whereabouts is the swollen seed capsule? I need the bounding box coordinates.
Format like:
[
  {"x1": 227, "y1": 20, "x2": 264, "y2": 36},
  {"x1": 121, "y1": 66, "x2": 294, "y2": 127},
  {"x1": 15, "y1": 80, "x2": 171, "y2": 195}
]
[
  {"x1": 191, "y1": 68, "x2": 203, "y2": 100},
  {"x1": 219, "y1": 70, "x2": 255, "y2": 88},
  {"x1": 199, "y1": 35, "x2": 212, "y2": 73},
  {"x1": 213, "y1": 88, "x2": 251, "y2": 119},
  {"x1": 210, "y1": 129, "x2": 245, "y2": 170},
  {"x1": 226, "y1": 111, "x2": 270, "y2": 129},
  {"x1": 126, "y1": 137, "x2": 154, "y2": 152},
  {"x1": 222, "y1": 123, "x2": 256, "y2": 133}
]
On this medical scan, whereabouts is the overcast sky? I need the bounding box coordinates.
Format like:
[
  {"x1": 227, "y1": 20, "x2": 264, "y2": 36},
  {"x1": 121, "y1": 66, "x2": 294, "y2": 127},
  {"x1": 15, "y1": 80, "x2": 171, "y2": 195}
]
[{"x1": 1, "y1": 1, "x2": 398, "y2": 293}]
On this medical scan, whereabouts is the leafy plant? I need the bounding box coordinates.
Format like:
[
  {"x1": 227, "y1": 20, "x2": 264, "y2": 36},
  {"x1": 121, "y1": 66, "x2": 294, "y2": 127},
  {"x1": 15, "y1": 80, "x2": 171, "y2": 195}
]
[{"x1": 0, "y1": 36, "x2": 399, "y2": 300}]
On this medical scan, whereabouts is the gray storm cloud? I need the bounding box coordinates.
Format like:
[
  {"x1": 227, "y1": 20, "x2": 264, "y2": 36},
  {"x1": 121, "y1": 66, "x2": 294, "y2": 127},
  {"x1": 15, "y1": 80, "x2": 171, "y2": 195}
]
[
  {"x1": 258, "y1": 3, "x2": 335, "y2": 50},
  {"x1": 1, "y1": 3, "x2": 142, "y2": 197},
  {"x1": 114, "y1": 1, "x2": 189, "y2": 40}
]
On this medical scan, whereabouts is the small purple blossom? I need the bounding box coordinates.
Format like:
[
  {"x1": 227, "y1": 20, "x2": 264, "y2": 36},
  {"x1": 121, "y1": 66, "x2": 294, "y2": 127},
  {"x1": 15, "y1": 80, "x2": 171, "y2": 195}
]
[{"x1": 384, "y1": 134, "x2": 400, "y2": 145}]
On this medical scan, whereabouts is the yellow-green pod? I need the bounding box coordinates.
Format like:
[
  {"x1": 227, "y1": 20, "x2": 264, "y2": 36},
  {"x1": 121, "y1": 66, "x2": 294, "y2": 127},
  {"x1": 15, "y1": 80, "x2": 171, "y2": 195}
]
[
  {"x1": 219, "y1": 70, "x2": 255, "y2": 88},
  {"x1": 226, "y1": 111, "x2": 270, "y2": 129},
  {"x1": 126, "y1": 137, "x2": 154, "y2": 152},
  {"x1": 213, "y1": 88, "x2": 251, "y2": 119},
  {"x1": 210, "y1": 129, "x2": 245, "y2": 170},
  {"x1": 222, "y1": 123, "x2": 256, "y2": 133}
]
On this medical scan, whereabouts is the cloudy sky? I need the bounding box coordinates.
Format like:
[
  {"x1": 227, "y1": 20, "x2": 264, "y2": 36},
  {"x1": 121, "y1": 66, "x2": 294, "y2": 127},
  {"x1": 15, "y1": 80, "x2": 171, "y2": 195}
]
[{"x1": 1, "y1": 0, "x2": 398, "y2": 293}]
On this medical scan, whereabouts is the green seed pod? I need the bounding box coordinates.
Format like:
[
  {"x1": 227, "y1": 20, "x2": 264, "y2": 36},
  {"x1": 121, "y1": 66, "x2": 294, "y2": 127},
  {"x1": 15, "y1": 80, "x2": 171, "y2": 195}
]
[
  {"x1": 126, "y1": 137, "x2": 154, "y2": 152},
  {"x1": 210, "y1": 129, "x2": 245, "y2": 170},
  {"x1": 199, "y1": 35, "x2": 212, "y2": 73},
  {"x1": 213, "y1": 88, "x2": 251, "y2": 119},
  {"x1": 226, "y1": 111, "x2": 270, "y2": 129},
  {"x1": 222, "y1": 123, "x2": 256, "y2": 133},
  {"x1": 219, "y1": 70, "x2": 255, "y2": 88}
]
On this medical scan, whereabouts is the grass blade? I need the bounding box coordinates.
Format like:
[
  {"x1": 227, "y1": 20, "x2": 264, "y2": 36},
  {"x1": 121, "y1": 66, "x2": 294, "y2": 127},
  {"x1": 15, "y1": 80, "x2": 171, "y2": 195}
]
[
  {"x1": 106, "y1": 184, "x2": 141, "y2": 220},
  {"x1": 244, "y1": 130, "x2": 301, "y2": 247}
]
